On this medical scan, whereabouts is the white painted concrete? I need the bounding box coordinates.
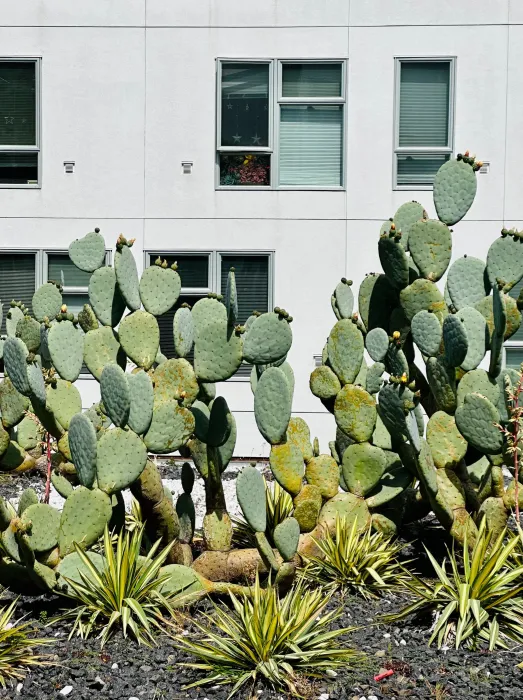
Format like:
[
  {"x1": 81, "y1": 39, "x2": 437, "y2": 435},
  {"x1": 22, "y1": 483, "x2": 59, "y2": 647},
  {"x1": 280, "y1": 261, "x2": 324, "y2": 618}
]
[{"x1": 0, "y1": 2, "x2": 520, "y2": 456}]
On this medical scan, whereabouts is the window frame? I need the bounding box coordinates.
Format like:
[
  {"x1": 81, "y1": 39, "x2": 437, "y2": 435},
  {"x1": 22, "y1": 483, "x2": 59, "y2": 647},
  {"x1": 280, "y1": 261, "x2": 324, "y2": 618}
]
[
  {"x1": 0, "y1": 57, "x2": 42, "y2": 189},
  {"x1": 216, "y1": 58, "x2": 347, "y2": 191},
  {"x1": 144, "y1": 249, "x2": 274, "y2": 381},
  {"x1": 393, "y1": 56, "x2": 456, "y2": 191}
]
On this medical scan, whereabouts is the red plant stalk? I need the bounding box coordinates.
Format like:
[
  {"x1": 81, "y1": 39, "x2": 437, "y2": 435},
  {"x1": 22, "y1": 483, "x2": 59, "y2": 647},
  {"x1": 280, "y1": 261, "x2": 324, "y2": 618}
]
[{"x1": 44, "y1": 431, "x2": 51, "y2": 505}]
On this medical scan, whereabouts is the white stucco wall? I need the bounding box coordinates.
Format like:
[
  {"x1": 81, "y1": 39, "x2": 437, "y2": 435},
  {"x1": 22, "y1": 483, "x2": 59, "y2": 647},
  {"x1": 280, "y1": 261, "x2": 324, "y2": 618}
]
[{"x1": 0, "y1": 0, "x2": 521, "y2": 455}]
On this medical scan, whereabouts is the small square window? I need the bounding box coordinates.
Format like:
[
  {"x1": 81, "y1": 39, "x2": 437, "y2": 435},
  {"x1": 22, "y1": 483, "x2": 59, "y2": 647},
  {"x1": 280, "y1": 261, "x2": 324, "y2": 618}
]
[
  {"x1": 281, "y1": 63, "x2": 342, "y2": 98},
  {"x1": 0, "y1": 252, "x2": 36, "y2": 334}
]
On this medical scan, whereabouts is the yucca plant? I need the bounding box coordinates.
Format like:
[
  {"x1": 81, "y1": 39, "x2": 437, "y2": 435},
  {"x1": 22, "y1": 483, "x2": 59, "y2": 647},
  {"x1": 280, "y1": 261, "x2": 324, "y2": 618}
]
[
  {"x1": 232, "y1": 478, "x2": 293, "y2": 548},
  {"x1": 177, "y1": 574, "x2": 360, "y2": 698},
  {"x1": 0, "y1": 594, "x2": 51, "y2": 687},
  {"x1": 300, "y1": 516, "x2": 412, "y2": 598},
  {"x1": 383, "y1": 520, "x2": 523, "y2": 650},
  {"x1": 59, "y1": 524, "x2": 177, "y2": 647}
]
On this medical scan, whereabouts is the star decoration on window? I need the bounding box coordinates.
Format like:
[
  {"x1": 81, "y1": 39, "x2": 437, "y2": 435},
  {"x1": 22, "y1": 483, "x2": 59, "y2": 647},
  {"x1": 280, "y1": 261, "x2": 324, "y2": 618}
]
[
  {"x1": 263, "y1": 104, "x2": 268, "y2": 111},
  {"x1": 245, "y1": 103, "x2": 250, "y2": 111},
  {"x1": 251, "y1": 134, "x2": 261, "y2": 145},
  {"x1": 232, "y1": 134, "x2": 242, "y2": 143},
  {"x1": 4, "y1": 116, "x2": 14, "y2": 125},
  {"x1": 226, "y1": 103, "x2": 233, "y2": 110}
]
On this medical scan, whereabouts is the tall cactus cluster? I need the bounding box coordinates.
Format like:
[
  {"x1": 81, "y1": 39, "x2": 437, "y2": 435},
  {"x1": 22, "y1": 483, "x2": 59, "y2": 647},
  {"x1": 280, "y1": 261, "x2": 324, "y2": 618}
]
[{"x1": 310, "y1": 153, "x2": 523, "y2": 545}]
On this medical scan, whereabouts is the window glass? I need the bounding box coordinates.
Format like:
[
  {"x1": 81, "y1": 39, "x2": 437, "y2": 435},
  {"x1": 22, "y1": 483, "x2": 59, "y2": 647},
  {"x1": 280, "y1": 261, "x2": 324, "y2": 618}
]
[
  {"x1": 399, "y1": 61, "x2": 450, "y2": 148},
  {"x1": 282, "y1": 63, "x2": 342, "y2": 98},
  {"x1": 0, "y1": 62, "x2": 36, "y2": 146},
  {"x1": 0, "y1": 253, "x2": 36, "y2": 334},
  {"x1": 221, "y1": 63, "x2": 269, "y2": 148}
]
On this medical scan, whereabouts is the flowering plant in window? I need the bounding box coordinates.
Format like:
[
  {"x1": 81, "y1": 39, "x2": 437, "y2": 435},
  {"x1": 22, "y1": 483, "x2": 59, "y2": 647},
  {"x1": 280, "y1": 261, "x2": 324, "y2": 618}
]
[{"x1": 220, "y1": 154, "x2": 270, "y2": 186}]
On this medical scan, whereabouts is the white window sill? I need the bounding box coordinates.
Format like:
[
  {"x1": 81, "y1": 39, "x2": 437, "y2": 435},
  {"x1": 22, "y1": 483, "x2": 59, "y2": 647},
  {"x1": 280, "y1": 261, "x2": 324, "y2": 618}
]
[
  {"x1": 0, "y1": 183, "x2": 41, "y2": 189},
  {"x1": 393, "y1": 184, "x2": 434, "y2": 192},
  {"x1": 216, "y1": 186, "x2": 345, "y2": 192}
]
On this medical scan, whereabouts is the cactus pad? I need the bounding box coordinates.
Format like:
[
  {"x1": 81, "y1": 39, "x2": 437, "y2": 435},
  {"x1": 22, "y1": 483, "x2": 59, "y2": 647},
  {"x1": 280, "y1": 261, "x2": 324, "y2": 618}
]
[
  {"x1": 332, "y1": 279, "x2": 354, "y2": 318},
  {"x1": 342, "y1": 442, "x2": 387, "y2": 497},
  {"x1": 32, "y1": 283, "x2": 62, "y2": 322},
  {"x1": 68, "y1": 413, "x2": 98, "y2": 488},
  {"x1": 457, "y1": 306, "x2": 488, "y2": 371},
  {"x1": 68, "y1": 230, "x2": 106, "y2": 272},
  {"x1": 26, "y1": 363, "x2": 46, "y2": 406},
  {"x1": 194, "y1": 320, "x2": 242, "y2": 382},
  {"x1": 442, "y1": 314, "x2": 468, "y2": 367},
  {"x1": 475, "y1": 292, "x2": 521, "y2": 344},
  {"x1": 153, "y1": 358, "x2": 199, "y2": 407},
  {"x1": 365, "y1": 461, "x2": 411, "y2": 509},
  {"x1": 358, "y1": 273, "x2": 398, "y2": 331},
  {"x1": 207, "y1": 396, "x2": 232, "y2": 448},
  {"x1": 486, "y1": 232, "x2": 523, "y2": 292},
  {"x1": 3, "y1": 337, "x2": 30, "y2": 396},
  {"x1": 426, "y1": 356, "x2": 457, "y2": 414},
  {"x1": 305, "y1": 454, "x2": 339, "y2": 498},
  {"x1": 366, "y1": 362, "x2": 385, "y2": 395},
  {"x1": 393, "y1": 201, "x2": 426, "y2": 248},
  {"x1": 269, "y1": 442, "x2": 304, "y2": 496},
  {"x1": 433, "y1": 157, "x2": 477, "y2": 225},
  {"x1": 173, "y1": 306, "x2": 194, "y2": 358},
  {"x1": 254, "y1": 367, "x2": 291, "y2": 445},
  {"x1": 378, "y1": 233, "x2": 410, "y2": 288},
  {"x1": 46, "y1": 379, "x2": 81, "y2": 430},
  {"x1": 97, "y1": 427, "x2": 147, "y2": 493},
  {"x1": 5, "y1": 306, "x2": 24, "y2": 338},
  {"x1": 455, "y1": 393, "x2": 503, "y2": 454},
  {"x1": 236, "y1": 465, "x2": 266, "y2": 532},
  {"x1": 21, "y1": 504, "x2": 60, "y2": 553},
  {"x1": 114, "y1": 242, "x2": 141, "y2": 311},
  {"x1": 377, "y1": 383, "x2": 414, "y2": 438},
  {"x1": 118, "y1": 310, "x2": 159, "y2": 371},
  {"x1": 366, "y1": 327, "x2": 389, "y2": 362},
  {"x1": 100, "y1": 364, "x2": 130, "y2": 427},
  {"x1": 48, "y1": 320, "x2": 84, "y2": 382},
  {"x1": 327, "y1": 319, "x2": 364, "y2": 385},
  {"x1": 400, "y1": 278, "x2": 446, "y2": 322},
  {"x1": 318, "y1": 492, "x2": 370, "y2": 533},
  {"x1": 83, "y1": 326, "x2": 126, "y2": 380},
  {"x1": 59, "y1": 486, "x2": 112, "y2": 556},
  {"x1": 447, "y1": 256, "x2": 489, "y2": 310},
  {"x1": 273, "y1": 517, "x2": 300, "y2": 562},
  {"x1": 309, "y1": 365, "x2": 341, "y2": 401},
  {"x1": 127, "y1": 369, "x2": 154, "y2": 435},
  {"x1": 426, "y1": 411, "x2": 467, "y2": 469},
  {"x1": 411, "y1": 309, "x2": 442, "y2": 357},
  {"x1": 334, "y1": 384, "x2": 376, "y2": 443},
  {"x1": 144, "y1": 401, "x2": 195, "y2": 454},
  {"x1": 457, "y1": 368, "x2": 499, "y2": 407},
  {"x1": 408, "y1": 219, "x2": 452, "y2": 282},
  {"x1": 139, "y1": 264, "x2": 181, "y2": 316},
  {"x1": 88, "y1": 266, "x2": 126, "y2": 327},
  {"x1": 286, "y1": 417, "x2": 313, "y2": 461},
  {"x1": 0, "y1": 379, "x2": 29, "y2": 429},
  {"x1": 489, "y1": 284, "x2": 506, "y2": 377},
  {"x1": 225, "y1": 268, "x2": 238, "y2": 325},
  {"x1": 243, "y1": 312, "x2": 292, "y2": 365}
]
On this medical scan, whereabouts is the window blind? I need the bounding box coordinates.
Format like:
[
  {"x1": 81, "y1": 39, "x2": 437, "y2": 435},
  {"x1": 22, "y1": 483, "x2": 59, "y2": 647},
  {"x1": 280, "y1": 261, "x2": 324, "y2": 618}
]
[
  {"x1": 282, "y1": 64, "x2": 342, "y2": 98},
  {"x1": 397, "y1": 152, "x2": 450, "y2": 187},
  {"x1": 279, "y1": 105, "x2": 343, "y2": 186},
  {"x1": 156, "y1": 294, "x2": 205, "y2": 361},
  {"x1": 221, "y1": 63, "x2": 269, "y2": 148},
  {"x1": 399, "y1": 62, "x2": 450, "y2": 148},
  {"x1": 0, "y1": 152, "x2": 38, "y2": 185},
  {"x1": 506, "y1": 347, "x2": 523, "y2": 371},
  {"x1": 48, "y1": 254, "x2": 93, "y2": 288},
  {"x1": 0, "y1": 253, "x2": 36, "y2": 334},
  {"x1": 0, "y1": 62, "x2": 36, "y2": 146}
]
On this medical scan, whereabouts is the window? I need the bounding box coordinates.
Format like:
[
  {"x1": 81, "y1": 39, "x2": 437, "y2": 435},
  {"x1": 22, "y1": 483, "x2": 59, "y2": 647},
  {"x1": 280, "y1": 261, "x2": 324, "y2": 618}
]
[
  {"x1": 394, "y1": 59, "x2": 454, "y2": 189},
  {"x1": 505, "y1": 279, "x2": 523, "y2": 371},
  {"x1": 0, "y1": 59, "x2": 40, "y2": 187},
  {"x1": 0, "y1": 252, "x2": 36, "y2": 334},
  {"x1": 217, "y1": 60, "x2": 345, "y2": 189},
  {"x1": 149, "y1": 252, "x2": 272, "y2": 378}
]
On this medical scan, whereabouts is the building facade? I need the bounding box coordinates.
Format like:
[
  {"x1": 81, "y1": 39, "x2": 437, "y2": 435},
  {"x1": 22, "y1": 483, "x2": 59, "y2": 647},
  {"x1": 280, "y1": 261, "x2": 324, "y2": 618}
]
[{"x1": 0, "y1": 1, "x2": 522, "y2": 455}]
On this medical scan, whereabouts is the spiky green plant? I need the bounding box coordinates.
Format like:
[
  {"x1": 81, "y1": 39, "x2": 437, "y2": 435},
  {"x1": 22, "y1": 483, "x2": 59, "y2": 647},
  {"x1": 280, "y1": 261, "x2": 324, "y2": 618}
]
[
  {"x1": 0, "y1": 594, "x2": 51, "y2": 687},
  {"x1": 59, "y1": 525, "x2": 177, "y2": 647},
  {"x1": 177, "y1": 573, "x2": 360, "y2": 698},
  {"x1": 300, "y1": 516, "x2": 412, "y2": 598},
  {"x1": 383, "y1": 520, "x2": 523, "y2": 649},
  {"x1": 232, "y1": 478, "x2": 294, "y2": 548},
  {"x1": 125, "y1": 497, "x2": 144, "y2": 533}
]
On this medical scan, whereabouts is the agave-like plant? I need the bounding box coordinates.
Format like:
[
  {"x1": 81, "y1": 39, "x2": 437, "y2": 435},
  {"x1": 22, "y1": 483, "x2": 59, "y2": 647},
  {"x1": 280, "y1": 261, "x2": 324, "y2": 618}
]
[
  {"x1": 177, "y1": 574, "x2": 360, "y2": 698},
  {"x1": 300, "y1": 516, "x2": 412, "y2": 598},
  {"x1": 59, "y1": 525, "x2": 177, "y2": 647},
  {"x1": 0, "y1": 594, "x2": 51, "y2": 687},
  {"x1": 232, "y1": 478, "x2": 293, "y2": 548},
  {"x1": 383, "y1": 520, "x2": 523, "y2": 650}
]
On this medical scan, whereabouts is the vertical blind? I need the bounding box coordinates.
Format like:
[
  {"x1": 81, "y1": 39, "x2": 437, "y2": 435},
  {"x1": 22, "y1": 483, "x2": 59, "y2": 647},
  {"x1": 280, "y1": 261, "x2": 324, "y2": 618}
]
[
  {"x1": 279, "y1": 105, "x2": 343, "y2": 186},
  {"x1": 0, "y1": 61, "x2": 36, "y2": 146},
  {"x1": 0, "y1": 253, "x2": 36, "y2": 334},
  {"x1": 399, "y1": 61, "x2": 450, "y2": 147},
  {"x1": 282, "y1": 64, "x2": 342, "y2": 98}
]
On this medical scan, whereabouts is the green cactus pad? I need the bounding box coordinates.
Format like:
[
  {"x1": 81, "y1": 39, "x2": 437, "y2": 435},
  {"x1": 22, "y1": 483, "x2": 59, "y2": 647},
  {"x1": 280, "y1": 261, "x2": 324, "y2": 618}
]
[
  {"x1": 68, "y1": 413, "x2": 98, "y2": 488},
  {"x1": 83, "y1": 326, "x2": 126, "y2": 380},
  {"x1": 56, "y1": 550, "x2": 104, "y2": 593},
  {"x1": 3, "y1": 337, "x2": 30, "y2": 396},
  {"x1": 225, "y1": 268, "x2": 238, "y2": 325},
  {"x1": 17, "y1": 487, "x2": 38, "y2": 516},
  {"x1": 408, "y1": 219, "x2": 452, "y2": 282},
  {"x1": 69, "y1": 230, "x2": 106, "y2": 272},
  {"x1": 77, "y1": 304, "x2": 99, "y2": 333},
  {"x1": 21, "y1": 504, "x2": 60, "y2": 553},
  {"x1": 15, "y1": 316, "x2": 40, "y2": 353},
  {"x1": 114, "y1": 242, "x2": 141, "y2": 311},
  {"x1": 393, "y1": 201, "x2": 427, "y2": 248},
  {"x1": 59, "y1": 486, "x2": 112, "y2": 556},
  {"x1": 365, "y1": 461, "x2": 411, "y2": 509},
  {"x1": 489, "y1": 284, "x2": 506, "y2": 377},
  {"x1": 358, "y1": 273, "x2": 398, "y2": 332},
  {"x1": 455, "y1": 393, "x2": 503, "y2": 454},
  {"x1": 414, "y1": 438, "x2": 438, "y2": 497},
  {"x1": 466, "y1": 455, "x2": 491, "y2": 485},
  {"x1": 176, "y1": 492, "x2": 195, "y2": 544},
  {"x1": 173, "y1": 306, "x2": 194, "y2": 358},
  {"x1": 411, "y1": 309, "x2": 442, "y2": 357},
  {"x1": 433, "y1": 157, "x2": 477, "y2": 225},
  {"x1": 273, "y1": 517, "x2": 300, "y2": 562},
  {"x1": 334, "y1": 384, "x2": 376, "y2": 443},
  {"x1": 153, "y1": 358, "x2": 199, "y2": 407},
  {"x1": 486, "y1": 233, "x2": 523, "y2": 292},
  {"x1": 0, "y1": 379, "x2": 29, "y2": 430},
  {"x1": 457, "y1": 368, "x2": 499, "y2": 407},
  {"x1": 327, "y1": 319, "x2": 364, "y2": 385},
  {"x1": 442, "y1": 314, "x2": 468, "y2": 367},
  {"x1": 139, "y1": 264, "x2": 181, "y2": 316},
  {"x1": 127, "y1": 369, "x2": 154, "y2": 435},
  {"x1": 286, "y1": 417, "x2": 313, "y2": 462},
  {"x1": 377, "y1": 383, "x2": 414, "y2": 438},
  {"x1": 97, "y1": 427, "x2": 147, "y2": 493},
  {"x1": 366, "y1": 327, "x2": 389, "y2": 363},
  {"x1": 48, "y1": 320, "x2": 84, "y2": 382},
  {"x1": 305, "y1": 454, "x2": 339, "y2": 498},
  {"x1": 5, "y1": 306, "x2": 24, "y2": 338},
  {"x1": 144, "y1": 401, "x2": 195, "y2": 454},
  {"x1": 342, "y1": 442, "x2": 387, "y2": 497},
  {"x1": 378, "y1": 234, "x2": 410, "y2": 289},
  {"x1": 426, "y1": 411, "x2": 467, "y2": 469},
  {"x1": 190, "y1": 400, "x2": 210, "y2": 442},
  {"x1": 269, "y1": 442, "x2": 304, "y2": 496},
  {"x1": 46, "y1": 379, "x2": 82, "y2": 431},
  {"x1": 88, "y1": 266, "x2": 127, "y2": 327},
  {"x1": 26, "y1": 363, "x2": 45, "y2": 406},
  {"x1": 318, "y1": 491, "x2": 371, "y2": 534},
  {"x1": 309, "y1": 365, "x2": 341, "y2": 400},
  {"x1": 207, "y1": 396, "x2": 232, "y2": 448},
  {"x1": 192, "y1": 296, "x2": 227, "y2": 336},
  {"x1": 447, "y1": 256, "x2": 489, "y2": 310},
  {"x1": 293, "y1": 485, "x2": 322, "y2": 532},
  {"x1": 243, "y1": 312, "x2": 292, "y2": 365},
  {"x1": 32, "y1": 283, "x2": 62, "y2": 322},
  {"x1": 51, "y1": 470, "x2": 74, "y2": 498},
  {"x1": 426, "y1": 356, "x2": 457, "y2": 414},
  {"x1": 0, "y1": 426, "x2": 9, "y2": 460},
  {"x1": 385, "y1": 344, "x2": 409, "y2": 379},
  {"x1": 254, "y1": 367, "x2": 291, "y2": 445},
  {"x1": 194, "y1": 320, "x2": 242, "y2": 382},
  {"x1": 236, "y1": 465, "x2": 266, "y2": 533},
  {"x1": 366, "y1": 362, "x2": 385, "y2": 395},
  {"x1": 400, "y1": 278, "x2": 446, "y2": 322},
  {"x1": 371, "y1": 411, "x2": 392, "y2": 450},
  {"x1": 333, "y1": 279, "x2": 354, "y2": 318},
  {"x1": 496, "y1": 368, "x2": 520, "y2": 423},
  {"x1": 457, "y1": 306, "x2": 488, "y2": 371},
  {"x1": 474, "y1": 292, "x2": 520, "y2": 344},
  {"x1": 100, "y1": 364, "x2": 130, "y2": 427},
  {"x1": 118, "y1": 310, "x2": 159, "y2": 371},
  {"x1": 16, "y1": 417, "x2": 41, "y2": 452}
]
